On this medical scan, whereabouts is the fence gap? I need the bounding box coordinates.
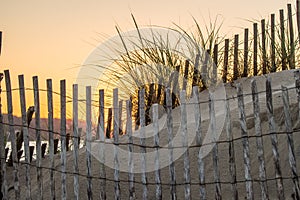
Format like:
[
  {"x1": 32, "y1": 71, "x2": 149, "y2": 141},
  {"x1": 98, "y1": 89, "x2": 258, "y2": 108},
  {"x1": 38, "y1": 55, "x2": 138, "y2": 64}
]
[
  {"x1": 113, "y1": 88, "x2": 121, "y2": 199},
  {"x1": 86, "y1": 86, "x2": 93, "y2": 199},
  {"x1": 153, "y1": 104, "x2": 162, "y2": 200},
  {"x1": 166, "y1": 88, "x2": 177, "y2": 199},
  {"x1": 192, "y1": 86, "x2": 206, "y2": 199},
  {"x1": 119, "y1": 100, "x2": 123, "y2": 134},
  {"x1": 66, "y1": 134, "x2": 70, "y2": 151},
  {"x1": 60, "y1": 80, "x2": 67, "y2": 200},
  {"x1": 41, "y1": 143, "x2": 47, "y2": 158},
  {"x1": 54, "y1": 139, "x2": 59, "y2": 154},
  {"x1": 281, "y1": 85, "x2": 300, "y2": 198},
  {"x1": 106, "y1": 108, "x2": 112, "y2": 138},
  {"x1": 29, "y1": 146, "x2": 34, "y2": 163},
  {"x1": 251, "y1": 79, "x2": 269, "y2": 199},
  {"x1": 237, "y1": 84, "x2": 253, "y2": 200},
  {"x1": 266, "y1": 77, "x2": 285, "y2": 199}
]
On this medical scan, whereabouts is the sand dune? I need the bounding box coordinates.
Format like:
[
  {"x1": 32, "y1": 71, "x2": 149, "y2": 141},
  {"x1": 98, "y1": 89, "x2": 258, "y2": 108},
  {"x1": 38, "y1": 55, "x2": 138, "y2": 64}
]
[{"x1": 5, "y1": 69, "x2": 300, "y2": 199}]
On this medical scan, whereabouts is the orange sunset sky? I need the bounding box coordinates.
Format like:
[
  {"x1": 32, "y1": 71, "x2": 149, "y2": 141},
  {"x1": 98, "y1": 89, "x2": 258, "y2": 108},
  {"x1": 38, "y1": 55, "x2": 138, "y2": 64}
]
[{"x1": 0, "y1": 0, "x2": 295, "y2": 119}]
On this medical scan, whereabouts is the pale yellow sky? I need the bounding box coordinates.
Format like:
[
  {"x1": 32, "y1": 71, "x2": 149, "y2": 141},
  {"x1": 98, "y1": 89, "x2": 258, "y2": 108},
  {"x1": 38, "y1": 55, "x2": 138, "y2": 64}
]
[{"x1": 0, "y1": 0, "x2": 295, "y2": 118}]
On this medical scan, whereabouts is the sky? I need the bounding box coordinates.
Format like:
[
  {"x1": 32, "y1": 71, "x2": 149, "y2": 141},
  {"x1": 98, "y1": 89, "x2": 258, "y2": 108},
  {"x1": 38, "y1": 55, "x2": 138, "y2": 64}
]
[{"x1": 0, "y1": 0, "x2": 296, "y2": 118}]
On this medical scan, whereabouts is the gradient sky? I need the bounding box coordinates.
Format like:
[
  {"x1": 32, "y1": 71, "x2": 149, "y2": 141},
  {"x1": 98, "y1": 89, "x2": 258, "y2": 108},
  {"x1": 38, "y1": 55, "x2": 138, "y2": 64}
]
[{"x1": 0, "y1": 0, "x2": 295, "y2": 118}]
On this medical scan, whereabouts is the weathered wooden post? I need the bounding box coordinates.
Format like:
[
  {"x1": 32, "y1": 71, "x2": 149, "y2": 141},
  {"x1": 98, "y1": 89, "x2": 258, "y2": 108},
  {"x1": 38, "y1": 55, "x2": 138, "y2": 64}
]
[
  {"x1": 297, "y1": 0, "x2": 300, "y2": 44},
  {"x1": 223, "y1": 39, "x2": 229, "y2": 83},
  {"x1": 271, "y1": 14, "x2": 276, "y2": 72},
  {"x1": 0, "y1": 72, "x2": 7, "y2": 199},
  {"x1": 261, "y1": 19, "x2": 267, "y2": 74},
  {"x1": 4, "y1": 70, "x2": 20, "y2": 199},
  {"x1": 47, "y1": 78, "x2": 55, "y2": 199},
  {"x1": 253, "y1": 23, "x2": 258, "y2": 76},
  {"x1": 280, "y1": 9, "x2": 287, "y2": 71},
  {"x1": 243, "y1": 29, "x2": 249, "y2": 77},
  {"x1": 233, "y1": 35, "x2": 239, "y2": 80}
]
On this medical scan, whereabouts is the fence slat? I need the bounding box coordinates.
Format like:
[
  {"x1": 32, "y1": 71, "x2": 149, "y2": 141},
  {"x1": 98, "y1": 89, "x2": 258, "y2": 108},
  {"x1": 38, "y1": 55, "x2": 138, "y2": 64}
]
[
  {"x1": 72, "y1": 84, "x2": 79, "y2": 200},
  {"x1": 295, "y1": 70, "x2": 300, "y2": 121},
  {"x1": 60, "y1": 80, "x2": 67, "y2": 200},
  {"x1": 251, "y1": 79, "x2": 269, "y2": 199},
  {"x1": 261, "y1": 19, "x2": 267, "y2": 74},
  {"x1": 225, "y1": 96, "x2": 238, "y2": 199},
  {"x1": 182, "y1": 60, "x2": 189, "y2": 91},
  {"x1": 209, "y1": 92, "x2": 221, "y2": 200},
  {"x1": 253, "y1": 23, "x2": 258, "y2": 76},
  {"x1": 46, "y1": 79, "x2": 55, "y2": 200},
  {"x1": 98, "y1": 89, "x2": 106, "y2": 200},
  {"x1": 153, "y1": 104, "x2": 162, "y2": 200},
  {"x1": 243, "y1": 28, "x2": 249, "y2": 77},
  {"x1": 4, "y1": 70, "x2": 20, "y2": 199},
  {"x1": 280, "y1": 9, "x2": 287, "y2": 71},
  {"x1": 233, "y1": 35, "x2": 239, "y2": 80},
  {"x1": 86, "y1": 86, "x2": 93, "y2": 199},
  {"x1": 139, "y1": 89, "x2": 148, "y2": 200},
  {"x1": 223, "y1": 39, "x2": 229, "y2": 83},
  {"x1": 180, "y1": 90, "x2": 191, "y2": 199},
  {"x1": 33, "y1": 76, "x2": 43, "y2": 199},
  {"x1": 237, "y1": 83, "x2": 253, "y2": 200},
  {"x1": 192, "y1": 86, "x2": 206, "y2": 199},
  {"x1": 0, "y1": 72, "x2": 7, "y2": 200},
  {"x1": 126, "y1": 100, "x2": 135, "y2": 200},
  {"x1": 288, "y1": 4, "x2": 296, "y2": 69},
  {"x1": 271, "y1": 14, "x2": 276, "y2": 72},
  {"x1": 166, "y1": 88, "x2": 177, "y2": 199},
  {"x1": 113, "y1": 88, "x2": 121, "y2": 200},
  {"x1": 18, "y1": 75, "x2": 31, "y2": 200},
  {"x1": 297, "y1": 0, "x2": 300, "y2": 44},
  {"x1": 281, "y1": 85, "x2": 300, "y2": 198},
  {"x1": 212, "y1": 44, "x2": 218, "y2": 84},
  {"x1": 266, "y1": 77, "x2": 285, "y2": 199}
]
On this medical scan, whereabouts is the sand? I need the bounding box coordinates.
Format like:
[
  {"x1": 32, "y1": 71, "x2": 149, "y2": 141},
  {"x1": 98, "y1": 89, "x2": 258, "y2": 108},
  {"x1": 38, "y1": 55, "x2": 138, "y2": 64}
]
[{"x1": 5, "y1": 69, "x2": 300, "y2": 199}]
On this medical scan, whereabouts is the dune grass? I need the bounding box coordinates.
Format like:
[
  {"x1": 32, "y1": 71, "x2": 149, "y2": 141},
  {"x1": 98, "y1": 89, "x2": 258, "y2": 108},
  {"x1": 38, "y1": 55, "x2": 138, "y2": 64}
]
[{"x1": 95, "y1": 6, "x2": 300, "y2": 130}]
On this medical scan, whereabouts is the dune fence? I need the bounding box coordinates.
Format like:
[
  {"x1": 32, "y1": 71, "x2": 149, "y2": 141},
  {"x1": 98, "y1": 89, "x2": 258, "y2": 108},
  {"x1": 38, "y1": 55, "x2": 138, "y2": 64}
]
[
  {"x1": 0, "y1": 68, "x2": 300, "y2": 200},
  {"x1": 1, "y1": 1, "x2": 300, "y2": 199}
]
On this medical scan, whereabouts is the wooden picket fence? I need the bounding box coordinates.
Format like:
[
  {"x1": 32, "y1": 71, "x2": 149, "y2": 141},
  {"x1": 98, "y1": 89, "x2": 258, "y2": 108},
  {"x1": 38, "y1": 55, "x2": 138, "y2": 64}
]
[{"x1": 0, "y1": 68, "x2": 300, "y2": 199}]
